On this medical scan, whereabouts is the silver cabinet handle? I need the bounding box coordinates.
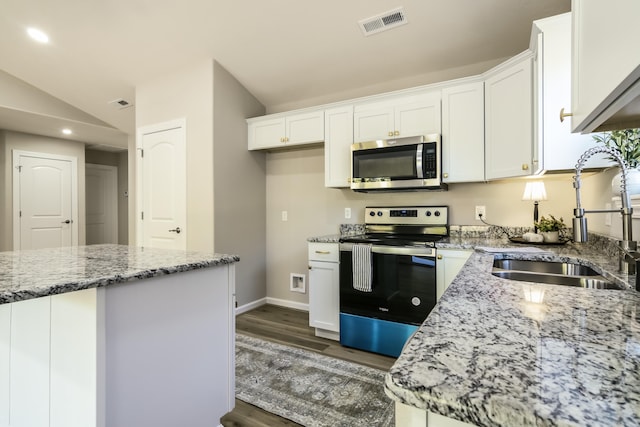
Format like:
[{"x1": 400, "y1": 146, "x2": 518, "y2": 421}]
[{"x1": 168, "y1": 227, "x2": 181, "y2": 234}]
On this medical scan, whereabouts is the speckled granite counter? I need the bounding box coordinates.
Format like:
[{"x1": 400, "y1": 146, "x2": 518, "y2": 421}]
[
  {"x1": 385, "y1": 238, "x2": 640, "y2": 427},
  {"x1": 0, "y1": 244, "x2": 239, "y2": 305}
]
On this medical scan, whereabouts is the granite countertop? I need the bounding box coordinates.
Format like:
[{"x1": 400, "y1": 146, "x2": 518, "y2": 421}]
[
  {"x1": 385, "y1": 238, "x2": 640, "y2": 427},
  {"x1": 0, "y1": 244, "x2": 239, "y2": 305}
]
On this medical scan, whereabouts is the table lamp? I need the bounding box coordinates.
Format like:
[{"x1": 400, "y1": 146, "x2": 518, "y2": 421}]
[{"x1": 522, "y1": 181, "x2": 547, "y2": 232}]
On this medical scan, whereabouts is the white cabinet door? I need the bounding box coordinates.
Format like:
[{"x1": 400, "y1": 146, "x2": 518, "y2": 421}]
[
  {"x1": 485, "y1": 54, "x2": 534, "y2": 180},
  {"x1": 436, "y1": 250, "x2": 472, "y2": 300},
  {"x1": 308, "y1": 243, "x2": 340, "y2": 337},
  {"x1": 571, "y1": 0, "x2": 640, "y2": 133},
  {"x1": 0, "y1": 304, "x2": 10, "y2": 427},
  {"x1": 325, "y1": 105, "x2": 354, "y2": 188},
  {"x1": 10, "y1": 296, "x2": 51, "y2": 427},
  {"x1": 353, "y1": 91, "x2": 441, "y2": 142},
  {"x1": 285, "y1": 111, "x2": 325, "y2": 147},
  {"x1": 248, "y1": 117, "x2": 285, "y2": 150},
  {"x1": 441, "y1": 81, "x2": 485, "y2": 182},
  {"x1": 533, "y1": 13, "x2": 609, "y2": 172},
  {"x1": 353, "y1": 103, "x2": 395, "y2": 142},
  {"x1": 309, "y1": 260, "x2": 340, "y2": 333},
  {"x1": 50, "y1": 289, "x2": 97, "y2": 427},
  {"x1": 248, "y1": 110, "x2": 324, "y2": 150},
  {"x1": 395, "y1": 92, "x2": 441, "y2": 138}
]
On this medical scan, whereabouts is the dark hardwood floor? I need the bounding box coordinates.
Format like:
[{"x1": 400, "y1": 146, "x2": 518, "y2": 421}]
[{"x1": 220, "y1": 304, "x2": 396, "y2": 427}]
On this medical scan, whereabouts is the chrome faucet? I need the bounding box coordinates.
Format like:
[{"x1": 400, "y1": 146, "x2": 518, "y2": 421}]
[{"x1": 573, "y1": 146, "x2": 637, "y2": 274}]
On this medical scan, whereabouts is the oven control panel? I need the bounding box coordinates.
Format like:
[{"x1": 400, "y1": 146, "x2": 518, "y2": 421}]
[{"x1": 364, "y1": 206, "x2": 448, "y2": 225}]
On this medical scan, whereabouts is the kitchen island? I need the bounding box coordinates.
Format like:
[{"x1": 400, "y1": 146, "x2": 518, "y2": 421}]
[
  {"x1": 0, "y1": 244, "x2": 238, "y2": 427},
  {"x1": 385, "y1": 237, "x2": 640, "y2": 427}
]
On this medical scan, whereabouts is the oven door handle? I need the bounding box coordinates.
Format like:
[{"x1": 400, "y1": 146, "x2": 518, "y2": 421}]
[{"x1": 340, "y1": 243, "x2": 436, "y2": 257}]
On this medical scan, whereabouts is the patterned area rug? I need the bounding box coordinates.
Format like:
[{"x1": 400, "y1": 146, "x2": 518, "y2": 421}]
[{"x1": 235, "y1": 333, "x2": 395, "y2": 427}]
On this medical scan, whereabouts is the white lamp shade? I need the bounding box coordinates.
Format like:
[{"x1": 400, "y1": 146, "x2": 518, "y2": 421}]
[{"x1": 522, "y1": 181, "x2": 547, "y2": 201}]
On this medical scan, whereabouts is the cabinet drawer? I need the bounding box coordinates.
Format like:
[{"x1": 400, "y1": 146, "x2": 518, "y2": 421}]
[{"x1": 308, "y1": 243, "x2": 339, "y2": 262}]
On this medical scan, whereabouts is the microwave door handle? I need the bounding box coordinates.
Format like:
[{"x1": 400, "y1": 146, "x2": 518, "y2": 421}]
[{"x1": 416, "y1": 145, "x2": 424, "y2": 178}]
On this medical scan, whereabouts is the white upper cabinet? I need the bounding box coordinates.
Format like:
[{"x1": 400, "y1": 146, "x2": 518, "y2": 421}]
[
  {"x1": 353, "y1": 91, "x2": 441, "y2": 142},
  {"x1": 324, "y1": 105, "x2": 354, "y2": 188},
  {"x1": 531, "y1": 13, "x2": 609, "y2": 172},
  {"x1": 441, "y1": 80, "x2": 485, "y2": 182},
  {"x1": 485, "y1": 52, "x2": 534, "y2": 180},
  {"x1": 571, "y1": 0, "x2": 640, "y2": 133},
  {"x1": 248, "y1": 110, "x2": 324, "y2": 150}
]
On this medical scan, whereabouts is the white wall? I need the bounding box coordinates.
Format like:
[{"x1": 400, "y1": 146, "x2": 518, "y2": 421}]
[
  {"x1": 0, "y1": 130, "x2": 86, "y2": 251},
  {"x1": 134, "y1": 60, "x2": 268, "y2": 307},
  {"x1": 265, "y1": 146, "x2": 622, "y2": 304},
  {"x1": 135, "y1": 60, "x2": 215, "y2": 252}
]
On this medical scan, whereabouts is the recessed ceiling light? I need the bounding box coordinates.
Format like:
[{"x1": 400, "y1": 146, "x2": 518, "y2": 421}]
[
  {"x1": 62, "y1": 128, "x2": 72, "y2": 135},
  {"x1": 27, "y1": 27, "x2": 49, "y2": 43}
]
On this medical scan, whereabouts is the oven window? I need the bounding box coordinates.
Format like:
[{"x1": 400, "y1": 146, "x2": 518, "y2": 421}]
[{"x1": 353, "y1": 145, "x2": 417, "y2": 179}]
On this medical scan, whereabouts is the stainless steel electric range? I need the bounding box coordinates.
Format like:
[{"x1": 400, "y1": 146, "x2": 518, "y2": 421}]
[{"x1": 339, "y1": 205, "x2": 449, "y2": 357}]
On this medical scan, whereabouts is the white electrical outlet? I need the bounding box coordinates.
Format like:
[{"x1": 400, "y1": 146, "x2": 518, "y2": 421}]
[
  {"x1": 345, "y1": 208, "x2": 351, "y2": 219},
  {"x1": 475, "y1": 206, "x2": 486, "y2": 220},
  {"x1": 281, "y1": 210, "x2": 288, "y2": 221}
]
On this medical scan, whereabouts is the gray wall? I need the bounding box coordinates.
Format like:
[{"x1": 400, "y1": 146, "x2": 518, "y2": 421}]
[
  {"x1": 0, "y1": 130, "x2": 86, "y2": 251},
  {"x1": 265, "y1": 145, "x2": 622, "y2": 305},
  {"x1": 213, "y1": 61, "x2": 267, "y2": 308}
]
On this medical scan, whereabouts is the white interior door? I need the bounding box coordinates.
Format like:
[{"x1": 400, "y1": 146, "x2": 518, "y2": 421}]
[
  {"x1": 137, "y1": 120, "x2": 186, "y2": 250},
  {"x1": 86, "y1": 164, "x2": 118, "y2": 245},
  {"x1": 13, "y1": 151, "x2": 78, "y2": 250}
]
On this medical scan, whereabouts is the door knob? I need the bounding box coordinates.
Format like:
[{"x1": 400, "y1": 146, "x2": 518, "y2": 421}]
[
  {"x1": 61, "y1": 219, "x2": 72, "y2": 224},
  {"x1": 168, "y1": 227, "x2": 181, "y2": 234}
]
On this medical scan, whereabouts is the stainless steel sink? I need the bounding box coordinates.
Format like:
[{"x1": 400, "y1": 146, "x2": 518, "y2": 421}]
[
  {"x1": 492, "y1": 259, "x2": 599, "y2": 276},
  {"x1": 491, "y1": 270, "x2": 621, "y2": 289},
  {"x1": 491, "y1": 259, "x2": 623, "y2": 290}
]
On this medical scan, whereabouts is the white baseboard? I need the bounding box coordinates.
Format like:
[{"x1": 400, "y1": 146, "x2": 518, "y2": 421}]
[
  {"x1": 235, "y1": 297, "x2": 267, "y2": 315},
  {"x1": 234, "y1": 297, "x2": 309, "y2": 315},
  {"x1": 266, "y1": 297, "x2": 309, "y2": 312}
]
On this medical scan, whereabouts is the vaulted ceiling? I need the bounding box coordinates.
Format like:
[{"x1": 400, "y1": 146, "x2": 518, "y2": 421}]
[{"x1": 0, "y1": 0, "x2": 571, "y2": 149}]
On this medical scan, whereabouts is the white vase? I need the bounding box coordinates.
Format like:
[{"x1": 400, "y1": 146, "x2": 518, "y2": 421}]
[
  {"x1": 541, "y1": 231, "x2": 559, "y2": 243},
  {"x1": 612, "y1": 168, "x2": 640, "y2": 195}
]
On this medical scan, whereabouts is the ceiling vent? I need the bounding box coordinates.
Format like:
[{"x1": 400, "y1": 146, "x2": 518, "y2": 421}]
[
  {"x1": 108, "y1": 98, "x2": 134, "y2": 110},
  {"x1": 358, "y1": 7, "x2": 408, "y2": 36}
]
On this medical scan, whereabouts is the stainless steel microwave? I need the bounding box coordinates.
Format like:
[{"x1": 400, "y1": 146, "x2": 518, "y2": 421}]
[{"x1": 350, "y1": 134, "x2": 447, "y2": 192}]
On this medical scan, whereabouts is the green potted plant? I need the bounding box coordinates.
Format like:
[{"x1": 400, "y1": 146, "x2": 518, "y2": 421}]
[
  {"x1": 592, "y1": 128, "x2": 640, "y2": 195},
  {"x1": 534, "y1": 215, "x2": 566, "y2": 243}
]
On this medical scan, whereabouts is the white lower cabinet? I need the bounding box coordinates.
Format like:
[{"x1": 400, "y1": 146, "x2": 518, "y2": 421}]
[
  {"x1": 436, "y1": 249, "x2": 472, "y2": 300},
  {"x1": 395, "y1": 402, "x2": 477, "y2": 427},
  {"x1": 10, "y1": 296, "x2": 52, "y2": 427},
  {"x1": 0, "y1": 304, "x2": 9, "y2": 427},
  {"x1": 4, "y1": 290, "x2": 97, "y2": 427},
  {"x1": 308, "y1": 242, "x2": 340, "y2": 340}
]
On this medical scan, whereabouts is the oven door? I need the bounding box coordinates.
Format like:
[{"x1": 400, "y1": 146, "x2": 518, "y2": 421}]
[{"x1": 339, "y1": 244, "x2": 437, "y2": 325}]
